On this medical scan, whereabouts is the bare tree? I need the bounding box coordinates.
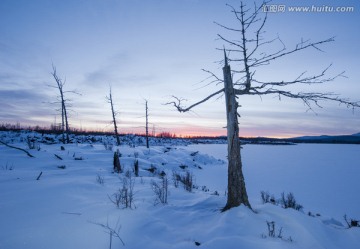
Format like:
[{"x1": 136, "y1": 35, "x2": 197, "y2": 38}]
[
  {"x1": 90, "y1": 218, "x2": 125, "y2": 247},
  {"x1": 51, "y1": 65, "x2": 71, "y2": 144},
  {"x1": 106, "y1": 87, "x2": 121, "y2": 146},
  {"x1": 167, "y1": 1, "x2": 360, "y2": 211},
  {"x1": 145, "y1": 100, "x2": 149, "y2": 148}
]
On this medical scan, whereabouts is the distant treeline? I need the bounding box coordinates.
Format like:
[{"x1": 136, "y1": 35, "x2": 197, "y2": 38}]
[
  {"x1": 0, "y1": 123, "x2": 218, "y2": 139},
  {"x1": 1, "y1": 123, "x2": 359, "y2": 144}
]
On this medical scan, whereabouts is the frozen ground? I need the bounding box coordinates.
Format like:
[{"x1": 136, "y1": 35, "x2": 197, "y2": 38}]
[{"x1": 0, "y1": 132, "x2": 359, "y2": 249}]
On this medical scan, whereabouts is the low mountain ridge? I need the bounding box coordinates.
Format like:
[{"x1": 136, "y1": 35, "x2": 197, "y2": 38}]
[
  {"x1": 240, "y1": 132, "x2": 360, "y2": 145},
  {"x1": 288, "y1": 133, "x2": 360, "y2": 144}
]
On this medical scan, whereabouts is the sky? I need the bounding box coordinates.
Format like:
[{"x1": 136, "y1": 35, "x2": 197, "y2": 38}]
[{"x1": 0, "y1": 0, "x2": 359, "y2": 138}]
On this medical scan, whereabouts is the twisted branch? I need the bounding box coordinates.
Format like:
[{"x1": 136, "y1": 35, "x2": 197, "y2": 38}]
[{"x1": 165, "y1": 88, "x2": 224, "y2": 112}]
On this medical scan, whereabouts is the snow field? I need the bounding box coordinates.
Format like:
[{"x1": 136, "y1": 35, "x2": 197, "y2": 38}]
[{"x1": 0, "y1": 137, "x2": 359, "y2": 248}]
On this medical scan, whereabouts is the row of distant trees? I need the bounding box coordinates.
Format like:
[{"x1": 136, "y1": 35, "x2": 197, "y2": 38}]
[{"x1": 0, "y1": 122, "x2": 178, "y2": 139}]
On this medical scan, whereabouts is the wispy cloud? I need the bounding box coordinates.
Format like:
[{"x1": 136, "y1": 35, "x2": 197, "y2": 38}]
[
  {"x1": 0, "y1": 89, "x2": 54, "y2": 124},
  {"x1": 82, "y1": 52, "x2": 130, "y2": 86}
]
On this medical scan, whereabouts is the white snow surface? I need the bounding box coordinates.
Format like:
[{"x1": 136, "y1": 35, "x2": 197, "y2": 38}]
[{"x1": 0, "y1": 132, "x2": 359, "y2": 249}]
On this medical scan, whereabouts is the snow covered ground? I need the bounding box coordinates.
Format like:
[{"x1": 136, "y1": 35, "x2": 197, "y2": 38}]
[{"x1": 0, "y1": 132, "x2": 359, "y2": 249}]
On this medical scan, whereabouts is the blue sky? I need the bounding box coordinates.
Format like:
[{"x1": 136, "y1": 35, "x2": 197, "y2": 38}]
[{"x1": 0, "y1": 0, "x2": 359, "y2": 137}]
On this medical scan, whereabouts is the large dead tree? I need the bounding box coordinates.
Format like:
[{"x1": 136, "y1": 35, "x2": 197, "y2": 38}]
[
  {"x1": 106, "y1": 87, "x2": 121, "y2": 146},
  {"x1": 167, "y1": 1, "x2": 360, "y2": 211}
]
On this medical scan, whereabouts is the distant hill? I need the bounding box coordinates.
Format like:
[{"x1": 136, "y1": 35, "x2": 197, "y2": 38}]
[
  {"x1": 240, "y1": 132, "x2": 360, "y2": 145},
  {"x1": 285, "y1": 133, "x2": 360, "y2": 144}
]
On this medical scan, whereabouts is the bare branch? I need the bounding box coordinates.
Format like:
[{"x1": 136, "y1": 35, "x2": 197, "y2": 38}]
[
  {"x1": 0, "y1": 140, "x2": 35, "y2": 158},
  {"x1": 253, "y1": 65, "x2": 346, "y2": 88},
  {"x1": 235, "y1": 88, "x2": 360, "y2": 111},
  {"x1": 201, "y1": 69, "x2": 223, "y2": 84},
  {"x1": 63, "y1": 90, "x2": 82, "y2": 96},
  {"x1": 214, "y1": 21, "x2": 241, "y2": 32},
  {"x1": 89, "y1": 218, "x2": 125, "y2": 246},
  {"x1": 217, "y1": 34, "x2": 244, "y2": 50},
  {"x1": 252, "y1": 37, "x2": 335, "y2": 67},
  {"x1": 165, "y1": 88, "x2": 224, "y2": 113}
]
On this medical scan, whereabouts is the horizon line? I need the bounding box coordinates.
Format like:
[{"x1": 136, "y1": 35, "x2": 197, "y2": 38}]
[{"x1": 0, "y1": 122, "x2": 358, "y2": 140}]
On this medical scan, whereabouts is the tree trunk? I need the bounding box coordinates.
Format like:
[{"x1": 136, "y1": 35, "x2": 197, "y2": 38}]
[
  {"x1": 58, "y1": 88, "x2": 66, "y2": 144},
  {"x1": 145, "y1": 100, "x2": 149, "y2": 149},
  {"x1": 222, "y1": 53, "x2": 251, "y2": 211},
  {"x1": 63, "y1": 103, "x2": 70, "y2": 143},
  {"x1": 113, "y1": 151, "x2": 121, "y2": 173},
  {"x1": 61, "y1": 101, "x2": 65, "y2": 144},
  {"x1": 109, "y1": 88, "x2": 120, "y2": 146}
]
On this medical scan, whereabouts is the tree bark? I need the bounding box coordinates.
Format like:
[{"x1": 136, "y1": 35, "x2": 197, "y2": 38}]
[{"x1": 222, "y1": 53, "x2": 251, "y2": 211}]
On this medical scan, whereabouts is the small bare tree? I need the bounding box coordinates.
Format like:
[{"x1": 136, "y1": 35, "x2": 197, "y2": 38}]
[
  {"x1": 145, "y1": 100, "x2": 150, "y2": 148},
  {"x1": 106, "y1": 87, "x2": 120, "y2": 146},
  {"x1": 167, "y1": 1, "x2": 360, "y2": 211},
  {"x1": 51, "y1": 65, "x2": 70, "y2": 144},
  {"x1": 151, "y1": 176, "x2": 169, "y2": 205},
  {"x1": 90, "y1": 218, "x2": 125, "y2": 248}
]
